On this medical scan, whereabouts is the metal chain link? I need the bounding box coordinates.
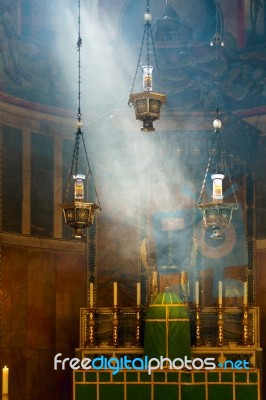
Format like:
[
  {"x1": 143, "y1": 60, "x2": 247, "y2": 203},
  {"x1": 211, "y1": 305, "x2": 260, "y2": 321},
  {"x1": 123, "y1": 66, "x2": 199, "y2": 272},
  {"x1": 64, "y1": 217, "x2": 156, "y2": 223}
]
[
  {"x1": 64, "y1": 0, "x2": 101, "y2": 209},
  {"x1": 81, "y1": 134, "x2": 102, "y2": 209},
  {"x1": 129, "y1": 0, "x2": 161, "y2": 97},
  {"x1": 198, "y1": 0, "x2": 237, "y2": 206},
  {"x1": 129, "y1": 24, "x2": 147, "y2": 98}
]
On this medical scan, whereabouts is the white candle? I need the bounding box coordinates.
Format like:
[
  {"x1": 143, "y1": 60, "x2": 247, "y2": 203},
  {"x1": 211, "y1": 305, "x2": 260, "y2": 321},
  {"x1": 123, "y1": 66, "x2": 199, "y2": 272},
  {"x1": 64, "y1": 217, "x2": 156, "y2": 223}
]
[
  {"x1": 137, "y1": 282, "x2": 141, "y2": 306},
  {"x1": 89, "y1": 282, "x2": 94, "y2": 308},
  {"x1": 243, "y1": 281, "x2": 248, "y2": 306},
  {"x1": 218, "y1": 281, "x2": 223, "y2": 305},
  {"x1": 195, "y1": 281, "x2": 199, "y2": 305},
  {"x1": 113, "y1": 282, "x2": 118, "y2": 307},
  {"x1": 211, "y1": 174, "x2": 224, "y2": 200},
  {"x1": 2, "y1": 366, "x2": 8, "y2": 395}
]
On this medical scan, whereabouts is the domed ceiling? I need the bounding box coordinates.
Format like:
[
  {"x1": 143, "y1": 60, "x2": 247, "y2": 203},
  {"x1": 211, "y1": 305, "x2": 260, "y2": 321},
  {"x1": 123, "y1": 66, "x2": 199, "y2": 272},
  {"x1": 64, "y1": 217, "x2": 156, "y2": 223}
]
[{"x1": 1, "y1": 0, "x2": 266, "y2": 115}]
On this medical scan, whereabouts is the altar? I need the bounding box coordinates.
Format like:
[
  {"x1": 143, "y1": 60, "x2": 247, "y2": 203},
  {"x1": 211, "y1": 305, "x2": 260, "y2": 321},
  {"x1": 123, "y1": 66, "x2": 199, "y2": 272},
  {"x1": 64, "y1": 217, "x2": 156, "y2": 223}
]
[{"x1": 73, "y1": 304, "x2": 262, "y2": 400}]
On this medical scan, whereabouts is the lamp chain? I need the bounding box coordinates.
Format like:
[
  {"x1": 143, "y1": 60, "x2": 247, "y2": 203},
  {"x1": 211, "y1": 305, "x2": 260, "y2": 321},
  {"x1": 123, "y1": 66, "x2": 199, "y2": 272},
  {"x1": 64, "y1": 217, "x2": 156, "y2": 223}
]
[
  {"x1": 74, "y1": 133, "x2": 80, "y2": 176},
  {"x1": 198, "y1": 0, "x2": 237, "y2": 206},
  {"x1": 146, "y1": 22, "x2": 150, "y2": 68},
  {"x1": 217, "y1": 129, "x2": 238, "y2": 204},
  {"x1": 214, "y1": 0, "x2": 237, "y2": 205},
  {"x1": 64, "y1": 131, "x2": 80, "y2": 201},
  {"x1": 65, "y1": 0, "x2": 82, "y2": 201},
  {"x1": 129, "y1": 0, "x2": 161, "y2": 97},
  {"x1": 81, "y1": 134, "x2": 102, "y2": 209},
  {"x1": 214, "y1": 0, "x2": 220, "y2": 114},
  {"x1": 197, "y1": 132, "x2": 217, "y2": 205},
  {"x1": 77, "y1": 0, "x2": 82, "y2": 122},
  {"x1": 129, "y1": 24, "x2": 147, "y2": 98},
  {"x1": 64, "y1": 0, "x2": 101, "y2": 210}
]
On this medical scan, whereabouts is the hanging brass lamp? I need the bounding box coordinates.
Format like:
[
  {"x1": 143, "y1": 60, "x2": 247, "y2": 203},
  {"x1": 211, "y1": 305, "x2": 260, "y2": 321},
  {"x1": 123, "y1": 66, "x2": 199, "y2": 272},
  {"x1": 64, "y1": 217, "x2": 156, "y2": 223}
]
[
  {"x1": 197, "y1": 1, "x2": 238, "y2": 239},
  {"x1": 128, "y1": 0, "x2": 166, "y2": 132},
  {"x1": 197, "y1": 118, "x2": 239, "y2": 239},
  {"x1": 60, "y1": 0, "x2": 101, "y2": 238}
]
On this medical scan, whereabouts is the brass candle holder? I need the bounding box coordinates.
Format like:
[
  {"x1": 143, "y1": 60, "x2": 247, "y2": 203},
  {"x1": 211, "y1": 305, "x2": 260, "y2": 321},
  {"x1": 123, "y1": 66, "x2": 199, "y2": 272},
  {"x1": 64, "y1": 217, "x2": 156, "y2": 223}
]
[
  {"x1": 194, "y1": 304, "x2": 203, "y2": 346},
  {"x1": 242, "y1": 304, "x2": 250, "y2": 346},
  {"x1": 85, "y1": 308, "x2": 96, "y2": 347},
  {"x1": 110, "y1": 306, "x2": 119, "y2": 347},
  {"x1": 131, "y1": 306, "x2": 141, "y2": 347},
  {"x1": 183, "y1": 292, "x2": 188, "y2": 307},
  {"x1": 217, "y1": 305, "x2": 226, "y2": 347},
  {"x1": 180, "y1": 271, "x2": 189, "y2": 306}
]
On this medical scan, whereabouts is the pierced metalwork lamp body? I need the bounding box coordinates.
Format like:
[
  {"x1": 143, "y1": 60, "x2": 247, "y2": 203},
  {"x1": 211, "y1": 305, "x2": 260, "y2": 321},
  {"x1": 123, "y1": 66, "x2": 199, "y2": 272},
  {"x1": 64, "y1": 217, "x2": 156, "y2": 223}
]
[
  {"x1": 129, "y1": 91, "x2": 166, "y2": 132},
  {"x1": 198, "y1": 201, "x2": 238, "y2": 239},
  {"x1": 61, "y1": 202, "x2": 100, "y2": 239},
  {"x1": 61, "y1": 174, "x2": 100, "y2": 239},
  {"x1": 128, "y1": 3, "x2": 166, "y2": 132}
]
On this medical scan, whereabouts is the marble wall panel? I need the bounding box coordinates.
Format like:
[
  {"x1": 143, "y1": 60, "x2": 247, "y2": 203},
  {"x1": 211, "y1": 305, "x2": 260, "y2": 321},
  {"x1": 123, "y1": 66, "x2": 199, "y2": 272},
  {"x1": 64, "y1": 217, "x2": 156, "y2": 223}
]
[
  {"x1": 55, "y1": 251, "x2": 87, "y2": 350},
  {"x1": 255, "y1": 249, "x2": 266, "y2": 400},
  {"x1": 2, "y1": 244, "x2": 28, "y2": 348},
  {"x1": 25, "y1": 349, "x2": 55, "y2": 400},
  {"x1": 54, "y1": 351, "x2": 75, "y2": 400},
  {"x1": 1, "y1": 242, "x2": 87, "y2": 400},
  {"x1": 27, "y1": 248, "x2": 56, "y2": 349},
  {"x1": 256, "y1": 136, "x2": 266, "y2": 239}
]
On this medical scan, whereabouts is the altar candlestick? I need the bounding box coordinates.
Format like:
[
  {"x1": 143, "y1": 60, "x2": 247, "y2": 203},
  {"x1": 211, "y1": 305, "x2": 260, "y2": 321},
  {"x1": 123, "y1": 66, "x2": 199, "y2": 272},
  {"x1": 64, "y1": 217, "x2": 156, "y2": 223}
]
[
  {"x1": 89, "y1": 282, "x2": 94, "y2": 308},
  {"x1": 195, "y1": 281, "x2": 199, "y2": 305},
  {"x1": 2, "y1": 366, "x2": 8, "y2": 395},
  {"x1": 113, "y1": 282, "x2": 118, "y2": 307},
  {"x1": 137, "y1": 283, "x2": 141, "y2": 306},
  {"x1": 218, "y1": 281, "x2": 223, "y2": 305},
  {"x1": 243, "y1": 281, "x2": 248, "y2": 306}
]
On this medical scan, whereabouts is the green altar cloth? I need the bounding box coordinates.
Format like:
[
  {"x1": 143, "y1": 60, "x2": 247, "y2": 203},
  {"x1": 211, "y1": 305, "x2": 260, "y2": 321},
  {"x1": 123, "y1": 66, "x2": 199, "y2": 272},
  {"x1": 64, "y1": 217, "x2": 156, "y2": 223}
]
[
  {"x1": 144, "y1": 291, "x2": 191, "y2": 360},
  {"x1": 74, "y1": 369, "x2": 261, "y2": 400}
]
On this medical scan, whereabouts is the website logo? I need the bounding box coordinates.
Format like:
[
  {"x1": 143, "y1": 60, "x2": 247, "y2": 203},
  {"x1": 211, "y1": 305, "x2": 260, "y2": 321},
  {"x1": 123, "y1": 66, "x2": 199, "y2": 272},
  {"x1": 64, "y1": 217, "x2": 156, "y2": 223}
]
[{"x1": 54, "y1": 353, "x2": 250, "y2": 375}]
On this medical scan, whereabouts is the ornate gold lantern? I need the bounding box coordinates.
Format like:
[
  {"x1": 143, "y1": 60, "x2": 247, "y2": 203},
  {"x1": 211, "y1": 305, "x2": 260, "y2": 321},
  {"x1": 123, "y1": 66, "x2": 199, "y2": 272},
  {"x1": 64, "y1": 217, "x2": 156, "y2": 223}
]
[
  {"x1": 128, "y1": 0, "x2": 166, "y2": 132},
  {"x1": 197, "y1": 116, "x2": 239, "y2": 239},
  {"x1": 61, "y1": 172, "x2": 100, "y2": 239},
  {"x1": 60, "y1": 0, "x2": 101, "y2": 238}
]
